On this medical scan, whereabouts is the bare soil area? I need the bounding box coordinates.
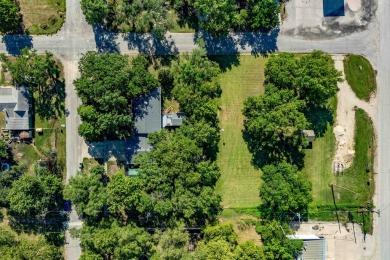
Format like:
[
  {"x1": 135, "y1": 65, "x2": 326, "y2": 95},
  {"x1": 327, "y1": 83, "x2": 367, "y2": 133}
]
[{"x1": 332, "y1": 55, "x2": 377, "y2": 170}]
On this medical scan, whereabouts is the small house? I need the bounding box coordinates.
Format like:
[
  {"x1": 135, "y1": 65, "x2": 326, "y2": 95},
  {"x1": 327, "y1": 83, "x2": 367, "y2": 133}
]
[
  {"x1": 162, "y1": 113, "x2": 185, "y2": 129},
  {"x1": 0, "y1": 86, "x2": 32, "y2": 131}
]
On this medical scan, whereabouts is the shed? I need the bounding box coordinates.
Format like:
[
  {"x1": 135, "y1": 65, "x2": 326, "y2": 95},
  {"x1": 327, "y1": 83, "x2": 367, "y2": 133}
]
[
  {"x1": 287, "y1": 235, "x2": 326, "y2": 260},
  {"x1": 303, "y1": 130, "x2": 315, "y2": 143},
  {"x1": 162, "y1": 113, "x2": 185, "y2": 128}
]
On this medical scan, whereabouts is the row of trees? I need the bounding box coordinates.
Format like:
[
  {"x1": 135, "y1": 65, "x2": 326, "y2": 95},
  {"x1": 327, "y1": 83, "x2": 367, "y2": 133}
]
[
  {"x1": 81, "y1": 0, "x2": 280, "y2": 37},
  {"x1": 243, "y1": 51, "x2": 341, "y2": 168},
  {"x1": 74, "y1": 52, "x2": 158, "y2": 142},
  {"x1": 240, "y1": 51, "x2": 341, "y2": 258}
]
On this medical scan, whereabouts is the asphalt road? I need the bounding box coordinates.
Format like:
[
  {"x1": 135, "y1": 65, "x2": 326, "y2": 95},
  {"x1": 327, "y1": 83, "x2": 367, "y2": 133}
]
[
  {"x1": 0, "y1": 0, "x2": 387, "y2": 259},
  {"x1": 377, "y1": 0, "x2": 390, "y2": 258}
]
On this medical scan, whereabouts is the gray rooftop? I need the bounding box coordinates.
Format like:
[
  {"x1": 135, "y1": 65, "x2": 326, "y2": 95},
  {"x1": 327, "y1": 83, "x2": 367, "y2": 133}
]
[
  {"x1": 300, "y1": 238, "x2": 325, "y2": 260},
  {"x1": 162, "y1": 113, "x2": 185, "y2": 128},
  {"x1": 0, "y1": 86, "x2": 31, "y2": 130},
  {"x1": 126, "y1": 135, "x2": 153, "y2": 164},
  {"x1": 303, "y1": 129, "x2": 315, "y2": 142},
  {"x1": 133, "y1": 87, "x2": 162, "y2": 134}
]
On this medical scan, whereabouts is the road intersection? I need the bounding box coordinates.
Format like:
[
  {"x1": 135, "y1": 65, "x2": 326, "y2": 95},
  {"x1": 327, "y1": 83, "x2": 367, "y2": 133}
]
[{"x1": 0, "y1": 0, "x2": 388, "y2": 258}]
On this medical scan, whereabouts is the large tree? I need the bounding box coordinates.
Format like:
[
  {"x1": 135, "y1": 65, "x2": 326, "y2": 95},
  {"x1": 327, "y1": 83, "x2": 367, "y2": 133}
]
[
  {"x1": 7, "y1": 174, "x2": 63, "y2": 216},
  {"x1": 81, "y1": 0, "x2": 174, "y2": 38},
  {"x1": 193, "y1": 0, "x2": 237, "y2": 36},
  {"x1": 0, "y1": 48, "x2": 64, "y2": 120},
  {"x1": 80, "y1": 222, "x2": 154, "y2": 259},
  {"x1": 171, "y1": 47, "x2": 221, "y2": 121},
  {"x1": 258, "y1": 220, "x2": 303, "y2": 260},
  {"x1": 259, "y1": 163, "x2": 312, "y2": 220},
  {"x1": 265, "y1": 51, "x2": 341, "y2": 107},
  {"x1": 75, "y1": 52, "x2": 157, "y2": 142},
  {"x1": 243, "y1": 86, "x2": 308, "y2": 166},
  {"x1": 135, "y1": 130, "x2": 221, "y2": 226},
  {"x1": 152, "y1": 225, "x2": 190, "y2": 260},
  {"x1": 248, "y1": 0, "x2": 280, "y2": 30},
  {"x1": 0, "y1": 0, "x2": 19, "y2": 33},
  {"x1": 63, "y1": 166, "x2": 107, "y2": 220},
  {"x1": 0, "y1": 228, "x2": 61, "y2": 260}
]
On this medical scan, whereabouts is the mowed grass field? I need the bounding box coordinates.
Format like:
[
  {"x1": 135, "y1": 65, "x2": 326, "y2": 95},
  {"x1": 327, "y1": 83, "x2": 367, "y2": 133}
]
[
  {"x1": 343, "y1": 55, "x2": 376, "y2": 101},
  {"x1": 303, "y1": 106, "x2": 375, "y2": 207},
  {"x1": 19, "y1": 0, "x2": 66, "y2": 34},
  {"x1": 212, "y1": 55, "x2": 266, "y2": 208}
]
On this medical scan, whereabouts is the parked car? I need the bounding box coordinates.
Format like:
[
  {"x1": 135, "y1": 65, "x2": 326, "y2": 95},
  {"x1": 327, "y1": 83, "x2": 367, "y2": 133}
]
[{"x1": 64, "y1": 200, "x2": 72, "y2": 212}]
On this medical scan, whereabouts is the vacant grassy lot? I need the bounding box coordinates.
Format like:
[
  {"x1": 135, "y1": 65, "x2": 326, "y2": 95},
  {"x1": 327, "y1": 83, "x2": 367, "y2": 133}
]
[
  {"x1": 34, "y1": 113, "x2": 66, "y2": 175},
  {"x1": 305, "y1": 108, "x2": 375, "y2": 232},
  {"x1": 212, "y1": 55, "x2": 266, "y2": 208},
  {"x1": 19, "y1": 0, "x2": 66, "y2": 34},
  {"x1": 343, "y1": 55, "x2": 376, "y2": 101}
]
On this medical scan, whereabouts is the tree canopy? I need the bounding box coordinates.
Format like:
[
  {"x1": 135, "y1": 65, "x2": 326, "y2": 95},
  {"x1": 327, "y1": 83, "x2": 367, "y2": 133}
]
[
  {"x1": 259, "y1": 162, "x2": 312, "y2": 220},
  {"x1": 63, "y1": 165, "x2": 107, "y2": 220},
  {"x1": 243, "y1": 86, "x2": 308, "y2": 166},
  {"x1": 0, "y1": 0, "x2": 20, "y2": 34},
  {"x1": 194, "y1": 0, "x2": 237, "y2": 36},
  {"x1": 135, "y1": 130, "x2": 221, "y2": 226},
  {"x1": 80, "y1": 222, "x2": 154, "y2": 260},
  {"x1": 265, "y1": 51, "x2": 342, "y2": 107},
  {"x1": 81, "y1": 0, "x2": 174, "y2": 38},
  {"x1": 0, "y1": 48, "x2": 64, "y2": 120},
  {"x1": 7, "y1": 173, "x2": 63, "y2": 216},
  {"x1": 0, "y1": 228, "x2": 61, "y2": 260},
  {"x1": 74, "y1": 52, "x2": 157, "y2": 142}
]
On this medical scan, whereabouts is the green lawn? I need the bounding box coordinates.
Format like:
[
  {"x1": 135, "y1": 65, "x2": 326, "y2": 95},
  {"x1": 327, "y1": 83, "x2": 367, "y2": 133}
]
[
  {"x1": 34, "y1": 113, "x2": 66, "y2": 175},
  {"x1": 343, "y1": 55, "x2": 376, "y2": 101},
  {"x1": 212, "y1": 55, "x2": 266, "y2": 208},
  {"x1": 304, "y1": 108, "x2": 375, "y2": 232}
]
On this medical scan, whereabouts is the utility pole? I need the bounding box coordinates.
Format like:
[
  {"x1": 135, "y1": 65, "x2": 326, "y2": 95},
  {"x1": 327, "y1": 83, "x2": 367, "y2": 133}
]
[{"x1": 330, "y1": 184, "x2": 342, "y2": 233}]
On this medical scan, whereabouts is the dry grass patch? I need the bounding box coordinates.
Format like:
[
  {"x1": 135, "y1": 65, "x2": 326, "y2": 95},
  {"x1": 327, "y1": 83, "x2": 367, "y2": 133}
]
[{"x1": 19, "y1": 0, "x2": 65, "y2": 34}]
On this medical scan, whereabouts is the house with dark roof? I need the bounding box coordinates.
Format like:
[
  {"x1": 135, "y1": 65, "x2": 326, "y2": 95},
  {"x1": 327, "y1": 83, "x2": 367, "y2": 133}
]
[
  {"x1": 126, "y1": 87, "x2": 162, "y2": 176},
  {"x1": 0, "y1": 86, "x2": 32, "y2": 131}
]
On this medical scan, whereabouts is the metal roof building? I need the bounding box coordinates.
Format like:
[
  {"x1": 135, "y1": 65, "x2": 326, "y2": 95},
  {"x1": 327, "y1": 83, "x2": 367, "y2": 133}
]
[
  {"x1": 287, "y1": 235, "x2": 325, "y2": 260},
  {"x1": 0, "y1": 86, "x2": 31, "y2": 130}
]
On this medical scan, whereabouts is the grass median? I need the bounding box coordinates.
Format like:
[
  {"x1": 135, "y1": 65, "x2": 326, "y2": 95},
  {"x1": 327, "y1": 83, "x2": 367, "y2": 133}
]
[{"x1": 343, "y1": 55, "x2": 376, "y2": 101}]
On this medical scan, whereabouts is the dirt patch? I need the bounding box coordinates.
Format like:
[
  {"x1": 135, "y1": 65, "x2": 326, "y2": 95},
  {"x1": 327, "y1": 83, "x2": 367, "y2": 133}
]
[
  {"x1": 332, "y1": 55, "x2": 377, "y2": 171},
  {"x1": 219, "y1": 215, "x2": 262, "y2": 246}
]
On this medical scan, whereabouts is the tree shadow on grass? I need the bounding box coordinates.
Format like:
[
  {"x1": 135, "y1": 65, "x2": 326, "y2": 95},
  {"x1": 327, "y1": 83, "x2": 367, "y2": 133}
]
[
  {"x1": 2, "y1": 34, "x2": 33, "y2": 55},
  {"x1": 8, "y1": 211, "x2": 66, "y2": 246},
  {"x1": 93, "y1": 25, "x2": 120, "y2": 54},
  {"x1": 35, "y1": 80, "x2": 66, "y2": 121},
  {"x1": 242, "y1": 131, "x2": 305, "y2": 170},
  {"x1": 123, "y1": 33, "x2": 178, "y2": 55},
  {"x1": 305, "y1": 105, "x2": 334, "y2": 137}
]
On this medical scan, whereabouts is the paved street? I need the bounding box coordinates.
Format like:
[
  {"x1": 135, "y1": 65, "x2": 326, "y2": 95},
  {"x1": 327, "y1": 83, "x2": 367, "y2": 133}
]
[{"x1": 0, "y1": 0, "x2": 388, "y2": 258}]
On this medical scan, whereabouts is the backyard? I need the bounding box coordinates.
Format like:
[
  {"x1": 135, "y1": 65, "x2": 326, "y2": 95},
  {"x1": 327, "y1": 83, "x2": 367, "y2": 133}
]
[
  {"x1": 212, "y1": 55, "x2": 266, "y2": 209},
  {"x1": 19, "y1": 0, "x2": 66, "y2": 34}
]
